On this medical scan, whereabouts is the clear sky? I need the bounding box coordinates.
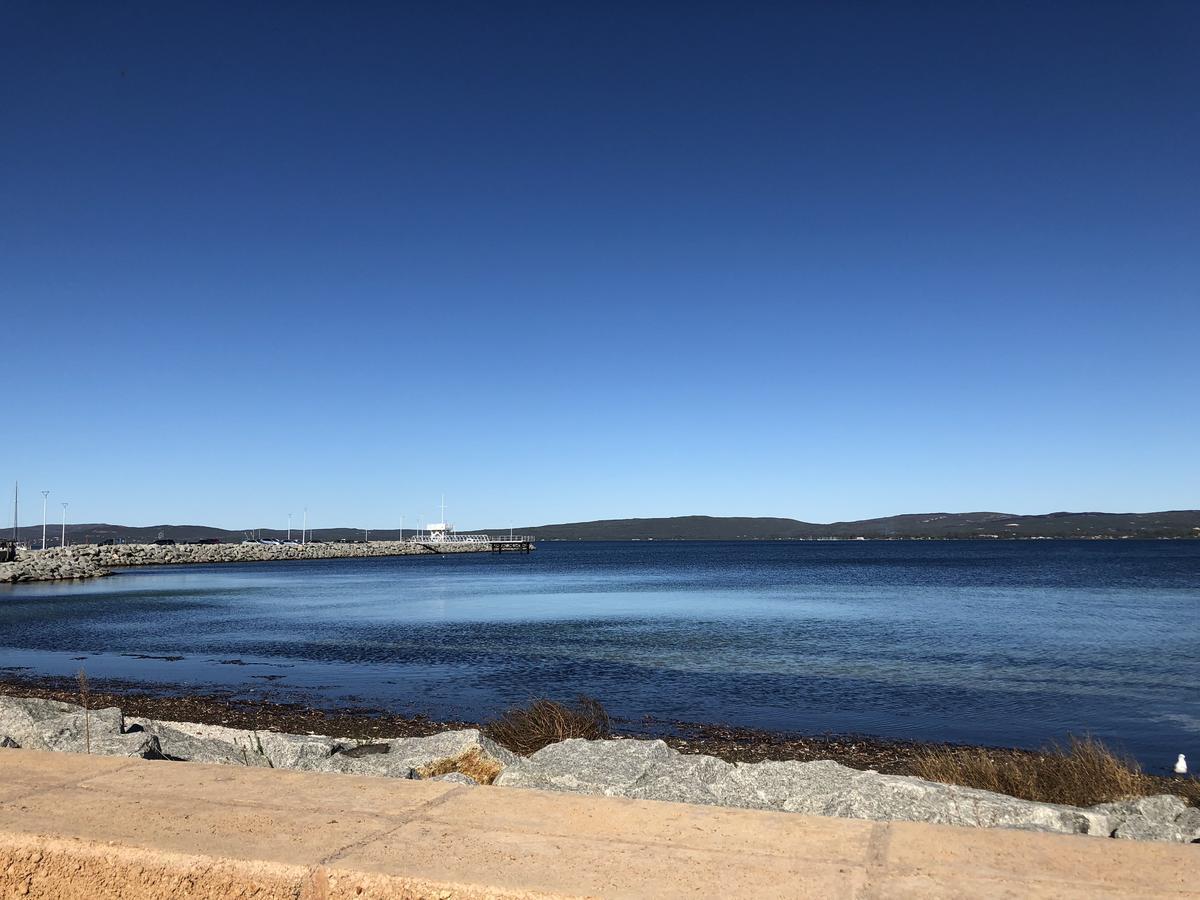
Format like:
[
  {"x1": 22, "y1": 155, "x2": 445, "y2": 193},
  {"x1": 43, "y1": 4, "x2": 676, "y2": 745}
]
[{"x1": 3, "y1": 2, "x2": 1198, "y2": 530}]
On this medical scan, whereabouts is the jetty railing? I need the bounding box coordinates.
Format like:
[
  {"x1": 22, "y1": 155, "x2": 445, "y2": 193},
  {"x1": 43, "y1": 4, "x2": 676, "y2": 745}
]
[
  {"x1": 403, "y1": 533, "x2": 492, "y2": 544},
  {"x1": 403, "y1": 534, "x2": 536, "y2": 544}
]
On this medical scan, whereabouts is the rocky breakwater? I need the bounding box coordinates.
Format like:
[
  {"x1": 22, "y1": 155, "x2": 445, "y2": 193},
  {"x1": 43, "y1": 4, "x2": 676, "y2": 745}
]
[
  {"x1": 0, "y1": 539, "x2": 492, "y2": 583},
  {"x1": 2, "y1": 695, "x2": 1197, "y2": 843},
  {"x1": 0, "y1": 549, "x2": 108, "y2": 583}
]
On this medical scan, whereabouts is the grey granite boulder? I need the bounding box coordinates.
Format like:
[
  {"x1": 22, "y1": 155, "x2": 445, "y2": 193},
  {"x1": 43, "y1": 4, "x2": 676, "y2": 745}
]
[
  {"x1": 497, "y1": 738, "x2": 1118, "y2": 837},
  {"x1": 127, "y1": 718, "x2": 341, "y2": 769},
  {"x1": 1090, "y1": 795, "x2": 1200, "y2": 842},
  {"x1": 496, "y1": 738, "x2": 734, "y2": 805},
  {"x1": 0, "y1": 696, "x2": 166, "y2": 759},
  {"x1": 138, "y1": 723, "x2": 274, "y2": 767},
  {"x1": 125, "y1": 718, "x2": 518, "y2": 778},
  {"x1": 708, "y1": 758, "x2": 1110, "y2": 835},
  {"x1": 257, "y1": 731, "x2": 343, "y2": 770},
  {"x1": 323, "y1": 729, "x2": 518, "y2": 779},
  {"x1": 0, "y1": 696, "x2": 125, "y2": 753},
  {"x1": 743, "y1": 760, "x2": 1107, "y2": 835},
  {"x1": 89, "y1": 732, "x2": 166, "y2": 759}
]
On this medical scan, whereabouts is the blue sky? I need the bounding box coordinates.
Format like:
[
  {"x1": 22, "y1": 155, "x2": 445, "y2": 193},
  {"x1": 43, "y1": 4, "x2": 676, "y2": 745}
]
[{"x1": 3, "y1": 2, "x2": 1198, "y2": 530}]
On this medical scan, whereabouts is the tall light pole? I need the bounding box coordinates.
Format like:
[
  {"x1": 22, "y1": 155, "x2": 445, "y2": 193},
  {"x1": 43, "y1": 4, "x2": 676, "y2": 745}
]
[
  {"x1": 399, "y1": 514, "x2": 404, "y2": 543},
  {"x1": 61, "y1": 502, "x2": 68, "y2": 548},
  {"x1": 287, "y1": 513, "x2": 292, "y2": 542},
  {"x1": 302, "y1": 508, "x2": 307, "y2": 545},
  {"x1": 41, "y1": 491, "x2": 50, "y2": 550}
]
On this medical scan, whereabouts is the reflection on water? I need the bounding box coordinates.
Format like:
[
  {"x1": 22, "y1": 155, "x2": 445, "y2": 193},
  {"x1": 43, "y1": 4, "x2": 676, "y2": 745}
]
[{"x1": 1, "y1": 540, "x2": 1197, "y2": 769}]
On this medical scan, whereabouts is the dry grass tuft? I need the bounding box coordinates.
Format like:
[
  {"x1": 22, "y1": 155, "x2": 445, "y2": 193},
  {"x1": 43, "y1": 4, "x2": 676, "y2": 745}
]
[
  {"x1": 417, "y1": 748, "x2": 503, "y2": 785},
  {"x1": 910, "y1": 735, "x2": 1166, "y2": 807},
  {"x1": 1175, "y1": 778, "x2": 1200, "y2": 807},
  {"x1": 484, "y1": 696, "x2": 611, "y2": 756}
]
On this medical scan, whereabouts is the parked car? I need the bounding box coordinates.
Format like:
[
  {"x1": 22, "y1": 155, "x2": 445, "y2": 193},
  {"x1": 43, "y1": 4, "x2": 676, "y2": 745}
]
[{"x1": 153, "y1": 538, "x2": 176, "y2": 546}]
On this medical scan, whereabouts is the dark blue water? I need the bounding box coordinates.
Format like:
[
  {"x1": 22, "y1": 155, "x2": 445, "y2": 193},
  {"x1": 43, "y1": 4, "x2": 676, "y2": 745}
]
[{"x1": 1, "y1": 541, "x2": 1197, "y2": 770}]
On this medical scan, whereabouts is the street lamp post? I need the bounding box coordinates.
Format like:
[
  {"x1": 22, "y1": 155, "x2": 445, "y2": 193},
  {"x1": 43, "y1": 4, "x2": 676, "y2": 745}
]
[
  {"x1": 61, "y1": 502, "x2": 68, "y2": 548},
  {"x1": 41, "y1": 491, "x2": 50, "y2": 550}
]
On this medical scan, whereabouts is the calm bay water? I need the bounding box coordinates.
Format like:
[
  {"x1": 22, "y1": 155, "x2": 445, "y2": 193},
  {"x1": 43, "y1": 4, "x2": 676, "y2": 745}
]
[{"x1": 1, "y1": 540, "x2": 1197, "y2": 770}]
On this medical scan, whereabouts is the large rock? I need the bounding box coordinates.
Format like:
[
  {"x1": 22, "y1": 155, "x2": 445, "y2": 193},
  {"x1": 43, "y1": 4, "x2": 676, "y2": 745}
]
[
  {"x1": 126, "y1": 718, "x2": 517, "y2": 779},
  {"x1": 496, "y1": 739, "x2": 1120, "y2": 837},
  {"x1": 0, "y1": 696, "x2": 123, "y2": 752},
  {"x1": 323, "y1": 729, "x2": 519, "y2": 779},
  {"x1": 720, "y1": 759, "x2": 1108, "y2": 835},
  {"x1": 495, "y1": 738, "x2": 733, "y2": 805},
  {"x1": 129, "y1": 718, "x2": 341, "y2": 769},
  {"x1": 0, "y1": 696, "x2": 159, "y2": 758},
  {"x1": 89, "y1": 732, "x2": 166, "y2": 759},
  {"x1": 1091, "y1": 795, "x2": 1200, "y2": 842}
]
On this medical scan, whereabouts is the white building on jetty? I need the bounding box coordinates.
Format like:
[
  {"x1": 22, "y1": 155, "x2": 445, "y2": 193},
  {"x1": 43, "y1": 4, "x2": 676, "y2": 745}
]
[{"x1": 411, "y1": 498, "x2": 489, "y2": 545}]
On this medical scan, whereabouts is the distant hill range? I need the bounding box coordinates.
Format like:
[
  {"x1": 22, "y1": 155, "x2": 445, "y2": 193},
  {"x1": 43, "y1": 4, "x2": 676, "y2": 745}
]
[
  {"x1": 496, "y1": 511, "x2": 1200, "y2": 541},
  {"x1": 8, "y1": 511, "x2": 1200, "y2": 546}
]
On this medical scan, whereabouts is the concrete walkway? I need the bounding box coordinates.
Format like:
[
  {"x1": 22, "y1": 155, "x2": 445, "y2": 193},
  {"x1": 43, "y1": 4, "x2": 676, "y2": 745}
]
[{"x1": 0, "y1": 751, "x2": 1195, "y2": 898}]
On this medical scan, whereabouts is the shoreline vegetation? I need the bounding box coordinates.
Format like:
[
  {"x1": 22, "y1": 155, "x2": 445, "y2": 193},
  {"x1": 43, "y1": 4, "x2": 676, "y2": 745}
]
[{"x1": 1, "y1": 673, "x2": 1194, "y2": 810}]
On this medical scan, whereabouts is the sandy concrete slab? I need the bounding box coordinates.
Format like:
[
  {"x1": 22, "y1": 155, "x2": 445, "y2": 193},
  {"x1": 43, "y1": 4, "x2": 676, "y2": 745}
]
[
  {"x1": 0, "y1": 750, "x2": 1197, "y2": 899},
  {"x1": 76, "y1": 753, "x2": 460, "y2": 816},
  {"x1": 0, "y1": 752, "x2": 134, "y2": 802},
  {"x1": 336, "y1": 817, "x2": 869, "y2": 899},
  {"x1": 415, "y1": 780, "x2": 874, "y2": 861},
  {"x1": 883, "y1": 817, "x2": 1198, "y2": 896},
  {"x1": 0, "y1": 781, "x2": 403, "y2": 868}
]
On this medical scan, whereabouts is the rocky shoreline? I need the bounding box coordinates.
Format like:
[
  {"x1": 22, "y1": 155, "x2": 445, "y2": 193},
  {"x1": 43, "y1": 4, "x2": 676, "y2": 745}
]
[
  {"x1": 1, "y1": 692, "x2": 1197, "y2": 844},
  {"x1": 0, "y1": 675, "x2": 937, "y2": 772},
  {"x1": 0, "y1": 539, "x2": 493, "y2": 583}
]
